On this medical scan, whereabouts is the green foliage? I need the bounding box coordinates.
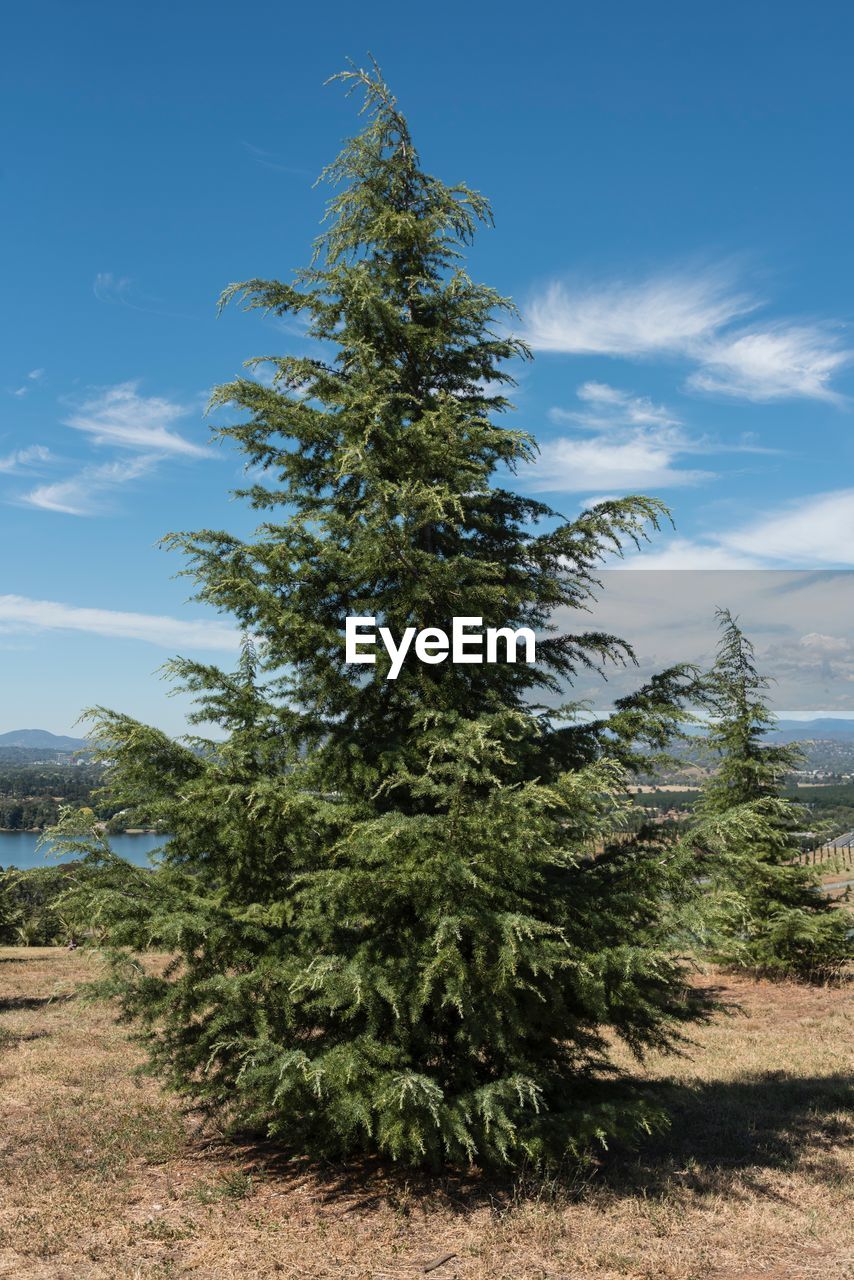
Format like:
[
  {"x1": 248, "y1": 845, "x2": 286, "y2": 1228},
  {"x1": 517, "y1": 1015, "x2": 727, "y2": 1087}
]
[
  {"x1": 0, "y1": 870, "x2": 20, "y2": 944},
  {"x1": 0, "y1": 858, "x2": 81, "y2": 946},
  {"x1": 692, "y1": 610, "x2": 852, "y2": 982},
  {"x1": 71, "y1": 62, "x2": 713, "y2": 1168}
]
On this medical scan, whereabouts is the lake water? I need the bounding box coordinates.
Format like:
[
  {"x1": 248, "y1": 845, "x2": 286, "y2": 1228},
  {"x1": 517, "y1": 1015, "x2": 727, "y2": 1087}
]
[{"x1": 0, "y1": 830, "x2": 167, "y2": 870}]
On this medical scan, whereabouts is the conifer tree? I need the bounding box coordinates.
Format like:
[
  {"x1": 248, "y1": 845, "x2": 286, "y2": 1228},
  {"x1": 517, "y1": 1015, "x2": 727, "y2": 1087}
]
[
  {"x1": 75, "y1": 63, "x2": 714, "y2": 1167},
  {"x1": 694, "y1": 608, "x2": 851, "y2": 981}
]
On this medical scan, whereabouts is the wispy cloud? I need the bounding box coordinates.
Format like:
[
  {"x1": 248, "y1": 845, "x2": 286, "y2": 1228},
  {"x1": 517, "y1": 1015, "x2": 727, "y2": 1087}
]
[
  {"x1": 525, "y1": 267, "x2": 851, "y2": 403},
  {"x1": 15, "y1": 382, "x2": 207, "y2": 517},
  {"x1": 524, "y1": 382, "x2": 713, "y2": 493},
  {"x1": 22, "y1": 456, "x2": 155, "y2": 516},
  {"x1": 578, "y1": 382, "x2": 675, "y2": 425},
  {"x1": 242, "y1": 142, "x2": 313, "y2": 176},
  {"x1": 622, "y1": 537, "x2": 762, "y2": 570},
  {"x1": 0, "y1": 445, "x2": 52, "y2": 474},
  {"x1": 525, "y1": 271, "x2": 752, "y2": 358},
  {"x1": 529, "y1": 435, "x2": 712, "y2": 493},
  {"x1": 93, "y1": 272, "x2": 133, "y2": 304},
  {"x1": 551, "y1": 382, "x2": 681, "y2": 430},
  {"x1": 64, "y1": 382, "x2": 207, "y2": 457},
  {"x1": 562, "y1": 570, "x2": 854, "y2": 716},
  {"x1": 688, "y1": 325, "x2": 850, "y2": 402},
  {"x1": 719, "y1": 488, "x2": 854, "y2": 565},
  {"x1": 7, "y1": 369, "x2": 47, "y2": 399},
  {"x1": 765, "y1": 630, "x2": 854, "y2": 691},
  {"x1": 0, "y1": 594, "x2": 239, "y2": 651},
  {"x1": 92, "y1": 273, "x2": 196, "y2": 322},
  {"x1": 627, "y1": 488, "x2": 854, "y2": 569}
]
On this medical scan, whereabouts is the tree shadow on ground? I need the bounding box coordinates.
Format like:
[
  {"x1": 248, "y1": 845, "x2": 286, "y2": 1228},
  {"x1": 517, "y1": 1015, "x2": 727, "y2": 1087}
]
[
  {"x1": 599, "y1": 1069, "x2": 853, "y2": 1199},
  {"x1": 0, "y1": 1027, "x2": 49, "y2": 1045},
  {"x1": 211, "y1": 1069, "x2": 853, "y2": 1213},
  {"x1": 0, "y1": 993, "x2": 71, "y2": 1012}
]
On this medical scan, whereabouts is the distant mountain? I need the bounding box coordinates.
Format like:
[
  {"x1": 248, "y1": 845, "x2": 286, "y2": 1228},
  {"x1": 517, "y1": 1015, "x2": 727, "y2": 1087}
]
[
  {"x1": 0, "y1": 729, "x2": 88, "y2": 752},
  {"x1": 770, "y1": 719, "x2": 854, "y2": 744},
  {"x1": 676, "y1": 718, "x2": 854, "y2": 743},
  {"x1": 643, "y1": 717, "x2": 854, "y2": 781}
]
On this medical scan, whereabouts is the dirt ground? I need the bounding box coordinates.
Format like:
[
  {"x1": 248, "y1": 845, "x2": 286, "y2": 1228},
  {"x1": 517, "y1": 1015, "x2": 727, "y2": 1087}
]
[{"x1": 0, "y1": 948, "x2": 851, "y2": 1280}]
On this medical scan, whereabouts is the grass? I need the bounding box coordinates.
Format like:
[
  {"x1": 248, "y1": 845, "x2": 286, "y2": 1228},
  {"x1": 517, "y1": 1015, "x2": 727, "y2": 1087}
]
[{"x1": 0, "y1": 949, "x2": 851, "y2": 1279}]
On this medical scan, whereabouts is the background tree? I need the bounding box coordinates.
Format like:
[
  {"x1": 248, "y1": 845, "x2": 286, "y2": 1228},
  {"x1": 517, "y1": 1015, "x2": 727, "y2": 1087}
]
[
  {"x1": 694, "y1": 608, "x2": 851, "y2": 981},
  {"x1": 0, "y1": 870, "x2": 20, "y2": 945},
  {"x1": 0, "y1": 862, "x2": 78, "y2": 946},
  {"x1": 77, "y1": 62, "x2": 710, "y2": 1168}
]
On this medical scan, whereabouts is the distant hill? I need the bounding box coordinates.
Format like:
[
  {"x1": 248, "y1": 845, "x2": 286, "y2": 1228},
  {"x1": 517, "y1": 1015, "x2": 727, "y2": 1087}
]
[
  {"x1": 643, "y1": 717, "x2": 854, "y2": 781},
  {"x1": 770, "y1": 719, "x2": 854, "y2": 744},
  {"x1": 0, "y1": 729, "x2": 88, "y2": 752}
]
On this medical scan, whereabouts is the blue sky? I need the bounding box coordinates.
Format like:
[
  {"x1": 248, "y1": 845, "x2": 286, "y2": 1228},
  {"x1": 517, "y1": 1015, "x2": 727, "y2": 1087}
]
[{"x1": 3, "y1": 0, "x2": 854, "y2": 734}]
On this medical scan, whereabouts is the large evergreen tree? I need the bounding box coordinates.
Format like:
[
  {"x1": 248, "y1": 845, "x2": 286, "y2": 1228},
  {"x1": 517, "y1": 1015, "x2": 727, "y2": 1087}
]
[
  {"x1": 694, "y1": 608, "x2": 851, "y2": 981},
  {"x1": 76, "y1": 63, "x2": 713, "y2": 1167}
]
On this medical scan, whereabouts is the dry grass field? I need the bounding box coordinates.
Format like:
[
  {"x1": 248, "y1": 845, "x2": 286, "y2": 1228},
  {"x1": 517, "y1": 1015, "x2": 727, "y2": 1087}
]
[{"x1": 0, "y1": 948, "x2": 851, "y2": 1280}]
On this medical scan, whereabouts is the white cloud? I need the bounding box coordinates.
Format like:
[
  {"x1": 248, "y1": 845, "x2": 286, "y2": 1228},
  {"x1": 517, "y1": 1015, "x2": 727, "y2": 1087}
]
[
  {"x1": 0, "y1": 445, "x2": 52, "y2": 474},
  {"x1": 761, "y1": 631, "x2": 854, "y2": 691},
  {"x1": 798, "y1": 632, "x2": 851, "y2": 656},
  {"x1": 8, "y1": 371, "x2": 43, "y2": 397},
  {"x1": 529, "y1": 435, "x2": 711, "y2": 492},
  {"x1": 15, "y1": 383, "x2": 207, "y2": 518},
  {"x1": 555, "y1": 569, "x2": 854, "y2": 716},
  {"x1": 0, "y1": 594, "x2": 239, "y2": 651},
  {"x1": 688, "y1": 325, "x2": 850, "y2": 402},
  {"x1": 64, "y1": 382, "x2": 206, "y2": 457},
  {"x1": 621, "y1": 537, "x2": 761, "y2": 570},
  {"x1": 525, "y1": 272, "x2": 752, "y2": 358},
  {"x1": 527, "y1": 382, "x2": 712, "y2": 493},
  {"x1": 525, "y1": 268, "x2": 851, "y2": 403},
  {"x1": 22, "y1": 456, "x2": 155, "y2": 516},
  {"x1": 720, "y1": 488, "x2": 854, "y2": 565},
  {"x1": 582, "y1": 494, "x2": 619, "y2": 507},
  {"x1": 624, "y1": 488, "x2": 854, "y2": 570},
  {"x1": 552, "y1": 383, "x2": 679, "y2": 429}
]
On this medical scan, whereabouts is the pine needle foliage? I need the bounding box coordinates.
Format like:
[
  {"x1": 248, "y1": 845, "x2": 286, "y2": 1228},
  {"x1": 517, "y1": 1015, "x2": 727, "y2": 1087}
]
[
  {"x1": 693, "y1": 609, "x2": 852, "y2": 982},
  {"x1": 74, "y1": 61, "x2": 713, "y2": 1168}
]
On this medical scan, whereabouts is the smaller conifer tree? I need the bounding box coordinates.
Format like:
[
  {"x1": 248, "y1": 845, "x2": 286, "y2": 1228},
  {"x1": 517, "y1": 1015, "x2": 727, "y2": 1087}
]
[{"x1": 694, "y1": 609, "x2": 851, "y2": 982}]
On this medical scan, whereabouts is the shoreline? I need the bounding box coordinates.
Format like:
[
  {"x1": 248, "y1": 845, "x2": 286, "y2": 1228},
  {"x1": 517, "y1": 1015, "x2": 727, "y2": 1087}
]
[{"x1": 0, "y1": 827, "x2": 162, "y2": 836}]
